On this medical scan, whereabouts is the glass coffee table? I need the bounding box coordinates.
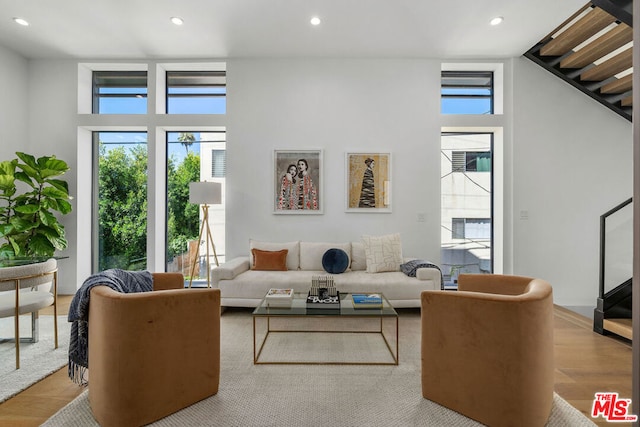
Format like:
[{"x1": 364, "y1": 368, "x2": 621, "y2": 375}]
[{"x1": 252, "y1": 292, "x2": 398, "y2": 365}]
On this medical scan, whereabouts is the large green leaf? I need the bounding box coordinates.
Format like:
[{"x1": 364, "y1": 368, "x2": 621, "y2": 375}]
[
  {"x1": 14, "y1": 203, "x2": 40, "y2": 214},
  {"x1": 10, "y1": 216, "x2": 39, "y2": 232},
  {"x1": 56, "y1": 199, "x2": 73, "y2": 214},
  {"x1": 39, "y1": 157, "x2": 69, "y2": 179},
  {"x1": 39, "y1": 209, "x2": 57, "y2": 227},
  {"x1": 14, "y1": 171, "x2": 36, "y2": 188},
  {"x1": 15, "y1": 152, "x2": 38, "y2": 170},
  {"x1": 0, "y1": 175, "x2": 15, "y2": 191},
  {"x1": 46, "y1": 178, "x2": 70, "y2": 194},
  {"x1": 50, "y1": 235, "x2": 68, "y2": 251},
  {"x1": 0, "y1": 160, "x2": 17, "y2": 175},
  {"x1": 42, "y1": 186, "x2": 68, "y2": 200},
  {"x1": 27, "y1": 234, "x2": 55, "y2": 257},
  {"x1": 0, "y1": 223, "x2": 14, "y2": 238},
  {"x1": 0, "y1": 244, "x2": 17, "y2": 258}
]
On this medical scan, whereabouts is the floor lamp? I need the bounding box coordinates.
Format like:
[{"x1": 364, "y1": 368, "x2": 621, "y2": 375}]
[{"x1": 188, "y1": 181, "x2": 222, "y2": 288}]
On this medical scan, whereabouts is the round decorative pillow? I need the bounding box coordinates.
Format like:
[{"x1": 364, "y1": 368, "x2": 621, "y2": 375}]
[{"x1": 322, "y1": 248, "x2": 350, "y2": 274}]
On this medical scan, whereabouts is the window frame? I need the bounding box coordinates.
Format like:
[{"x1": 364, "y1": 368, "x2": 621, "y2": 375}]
[
  {"x1": 92, "y1": 70, "x2": 148, "y2": 114},
  {"x1": 441, "y1": 71, "x2": 494, "y2": 115},
  {"x1": 165, "y1": 70, "x2": 227, "y2": 114}
]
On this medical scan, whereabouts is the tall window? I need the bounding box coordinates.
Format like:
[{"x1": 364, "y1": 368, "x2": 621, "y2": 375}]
[
  {"x1": 94, "y1": 131, "x2": 148, "y2": 270},
  {"x1": 92, "y1": 71, "x2": 147, "y2": 114},
  {"x1": 441, "y1": 71, "x2": 493, "y2": 115},
  {"x1": 166, "y1": 71, "x2": 226, "y2": 114},
  {"x1": 166, "y1": 131, "x2": 226, "y2": 281},
  {"x1": 441, "y1": 132, "x2": 493, "y2": 284},
  {"x1": 85, "y1": 63, "x2": 226, "y2": 277}
]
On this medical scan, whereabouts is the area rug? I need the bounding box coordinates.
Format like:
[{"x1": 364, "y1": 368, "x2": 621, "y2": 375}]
[
  {"x1": 43, "y1": 309, "x2": 596, "y2": 426},
  {"x1": 0, "y1": 314, "x2": 71, "y2": 403}
]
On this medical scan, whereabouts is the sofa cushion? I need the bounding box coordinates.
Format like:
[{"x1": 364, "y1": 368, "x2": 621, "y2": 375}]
[
  {"x1": 251, "y1": 249, "x2": 288, "y2": 271},
  {"x1": 322, "y1": 248, "x2": 350, "y2": 274},
  {"x1": 350, "y1": 242, "x2": 367, "y2": 271},
  {"x1": 300, "y1": 242, "x2": 351, "y2": 271},
  {"x1": 249, "y1": 240, "x2": 300, "y2": 270},
  {"x1": 362, "y1": 233, "x2": 403, "y2": 273}
]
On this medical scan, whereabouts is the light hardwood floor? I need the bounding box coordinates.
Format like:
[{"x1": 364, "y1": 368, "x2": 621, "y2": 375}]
[{"x1": 0, "y1": 298, "x2": 632, "y2": 427}]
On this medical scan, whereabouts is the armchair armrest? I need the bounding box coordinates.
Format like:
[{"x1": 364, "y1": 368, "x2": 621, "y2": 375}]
[
  {"x1": 211, "y1": 257, "x2": 250, "y2": 286},
  {"x1": 151, "y1": 272, "x2": 184, "y2": 290}
]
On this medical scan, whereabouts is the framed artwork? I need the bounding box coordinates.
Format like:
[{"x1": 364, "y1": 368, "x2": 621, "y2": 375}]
[
  {"x1": 273, "y1": 150, "x2": 323, "y2": 214},
  {"x1": 345, "y1": 152, "x2": 391, "y2": 213}
]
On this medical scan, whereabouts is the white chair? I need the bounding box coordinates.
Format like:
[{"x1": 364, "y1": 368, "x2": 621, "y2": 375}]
[{"x1": 0, "y1": 258, "x2": 58, "y2": 369}]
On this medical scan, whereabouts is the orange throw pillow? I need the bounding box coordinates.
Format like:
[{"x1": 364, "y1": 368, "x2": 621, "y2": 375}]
[{"x1": 251, "y1": 248, "x2": 289, "y2": 271}]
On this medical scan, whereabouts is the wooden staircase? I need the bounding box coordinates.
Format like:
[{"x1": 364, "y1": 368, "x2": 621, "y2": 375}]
[{"x1": 524, "y1": 0, "x2": 633, "y2": 121}]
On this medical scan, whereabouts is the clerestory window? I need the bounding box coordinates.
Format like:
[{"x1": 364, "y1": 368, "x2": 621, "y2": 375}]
[
  {"x1": 92, "y1": 71, "x2": 147, "y2": 114},
  {"x1": 166, "y1": 71, "x2": 226, "y2": 114},
  {"x1": 441, "y1": 71, "x2": 493, "y2": 115}
]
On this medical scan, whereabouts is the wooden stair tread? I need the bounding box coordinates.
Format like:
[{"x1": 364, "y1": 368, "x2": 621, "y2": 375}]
[
  {"x1": 603, "y1": 318, "x2": 632, "y2": 340},
  {"x1": 601, "y1": 74, "x2": 633, "y2": 94},
  {"x1": 580, "y1": 47, "x2": 632, "y2": 81},
  {"x1": 560, "y1": 24, "x2": 632, "y2": 69},
  {"x1": 540, "y1": 7, "x2": 617, "y2": 57},
  {"x1": 621, "y1": 95, "x2": 632, "y2": 107}
]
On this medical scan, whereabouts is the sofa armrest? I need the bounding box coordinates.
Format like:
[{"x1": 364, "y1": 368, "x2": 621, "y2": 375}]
[
  {"x1": 416, "y1": 267, "x2": 441, "y2": 286},
  {"x1": 211, "y1": 257, "x2": 250, "y2": 286}
]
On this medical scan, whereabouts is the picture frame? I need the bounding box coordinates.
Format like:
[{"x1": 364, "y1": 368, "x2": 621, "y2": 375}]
[
  {"x1": 345, "y1": 152, "x2": 391, "y2": 213},
  {"x1": 273, "y1": 149, "x2": 323, "y2": 214}
]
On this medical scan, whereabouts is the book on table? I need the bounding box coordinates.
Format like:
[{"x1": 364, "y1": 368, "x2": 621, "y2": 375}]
[
  {"x1": 351, "y1": 293, "x2": 383, "y2": 309},
  {"x1": 306, "y1": 291, "x2": 340, "y2": 310},
  {"x1": 265, "y1": 288, "x2": 294, "y2": 307}
]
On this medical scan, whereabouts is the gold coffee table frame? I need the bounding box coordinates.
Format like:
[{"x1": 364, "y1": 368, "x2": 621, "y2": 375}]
[{"x1": 252, "y1": 292, "x2": 398, "y2": 365}]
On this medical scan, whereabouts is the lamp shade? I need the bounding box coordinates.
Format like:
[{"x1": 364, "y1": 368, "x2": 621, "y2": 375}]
[{"x1": 189, "y1": 181, "x2": 222, "y2": 205}]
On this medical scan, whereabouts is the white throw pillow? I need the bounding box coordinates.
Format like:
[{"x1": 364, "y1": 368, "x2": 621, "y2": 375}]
[
  {"x1": 362, "y1": 233, "x2": 403, "y2": 273},
  {"x1": 249, "y1": 240, "x2": 300, "y2": 270},
  {"x1": 350, "y1": 242, "x2": 367, "y2": 271}
]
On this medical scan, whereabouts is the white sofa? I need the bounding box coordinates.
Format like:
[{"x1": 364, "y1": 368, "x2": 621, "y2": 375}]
[{"x1": 211, "y1": 240, "x2": 441, "y2": 308}]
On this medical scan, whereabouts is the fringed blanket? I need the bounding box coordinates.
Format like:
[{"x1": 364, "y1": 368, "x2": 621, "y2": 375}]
[
  {"x1": 400, "y1": 259, "x2": 444, "y2": 289},
  {"x1": 67, "y1": 269, "x2": 153, "y2": 385}
]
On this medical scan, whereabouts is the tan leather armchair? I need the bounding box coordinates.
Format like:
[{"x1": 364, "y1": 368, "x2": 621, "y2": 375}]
[
  {"x1": 421, "y1": 274, "x2": 554, "y2": 427},
  {"x1": 88, "y1": 273, "x2": 220, "y2": 427}
]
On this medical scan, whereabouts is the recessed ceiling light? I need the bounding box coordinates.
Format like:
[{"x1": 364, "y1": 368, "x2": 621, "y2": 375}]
[
  {"x1": 490, "y1": 16, "x2": 504, "y2": 26},
  {"x1": 170, "y1": 17, "x2": 184, "y2": 26},
  {"x1": 310, "y1": 16, "x2": 321, "y2": 26},
  {"x1": 13, "y1": 17, "x2": 29, "y2": 26}
]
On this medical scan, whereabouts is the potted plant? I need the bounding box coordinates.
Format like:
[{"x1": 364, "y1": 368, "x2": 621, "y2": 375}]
[{"x1": 0, "y1": 152, "x2": 72, "y2": 258}]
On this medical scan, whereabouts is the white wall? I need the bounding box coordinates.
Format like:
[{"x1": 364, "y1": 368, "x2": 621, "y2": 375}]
[
  {"x1": 226, "y1": 59, "x2": 442, "y2": 261},
  {"x1": 26, "y1": 60, "x2": 80, "y2": 294},
  {"x1": 512, "y1": 57, "x2": 632, "y2": 306},
  {"x1": 0, "y1": 46, "x2": 28, "y2": 160}
]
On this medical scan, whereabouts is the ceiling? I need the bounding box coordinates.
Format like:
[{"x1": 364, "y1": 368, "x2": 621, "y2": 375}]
[{"x1": 0, "y1": 0, "x2": 588, "y2": 60}]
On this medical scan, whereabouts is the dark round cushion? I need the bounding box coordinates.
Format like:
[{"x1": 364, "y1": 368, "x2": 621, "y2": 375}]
[{"x1": 322, "y1": 248, "x2": 350, "y2": 274}]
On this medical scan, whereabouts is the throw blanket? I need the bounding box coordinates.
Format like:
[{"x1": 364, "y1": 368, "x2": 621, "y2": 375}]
[
  {"x1": 68, "y1": 269, "x2": 153, "y2": 385},
  {"x1": 400, "y1": 260, "x2": 444, "y2": 289}
]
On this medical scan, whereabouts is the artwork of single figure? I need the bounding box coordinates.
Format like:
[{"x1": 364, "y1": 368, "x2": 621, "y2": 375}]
[
  {"x1": 295, "y1": 158, "x2": 318, "y2": 210},
  {"x1": 358, "y1": 158, "x2": 375, "y2": 208},
  {"x1": 278, "y1": 164, "x2": 298, "y2": 210}
]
